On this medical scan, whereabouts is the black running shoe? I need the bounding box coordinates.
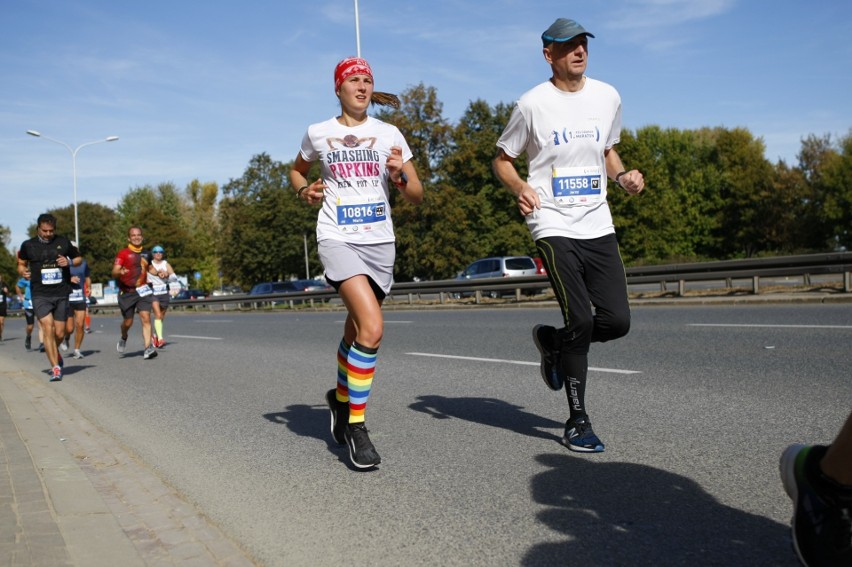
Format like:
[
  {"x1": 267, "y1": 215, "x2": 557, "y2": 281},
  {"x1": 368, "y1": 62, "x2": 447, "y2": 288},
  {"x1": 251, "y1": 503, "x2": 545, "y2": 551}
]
[
  {"x1": 780, "y1": 444, "x2": 852, "y2": 567},
  {"x1": 561, "y1": 416, "x2": 605, "y2": 453},
  {"x1": 532, "y1": 324, "x2": 563, "y2": 391},
  {"x1": 325, "y1": 389, "x2": 348, "y2": 445},
  {"x1": 344, "y1": 423, "x2": 381, "y2": 469},
  {"x1": 25, "y1": 336, "x2": 32, "y2": 351}
]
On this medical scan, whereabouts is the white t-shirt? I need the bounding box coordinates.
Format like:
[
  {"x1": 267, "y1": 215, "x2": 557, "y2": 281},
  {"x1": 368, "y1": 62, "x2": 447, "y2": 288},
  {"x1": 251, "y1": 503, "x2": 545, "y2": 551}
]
[
  {"x1": 299, "y1": 116, "x2": 413, "y2": 245},
  {"x1": 497, "y1": 77, "x2": 622, "y2": 240},
  {"x1": 147, "y1": 259, "x2": 172, "y2": 295}
]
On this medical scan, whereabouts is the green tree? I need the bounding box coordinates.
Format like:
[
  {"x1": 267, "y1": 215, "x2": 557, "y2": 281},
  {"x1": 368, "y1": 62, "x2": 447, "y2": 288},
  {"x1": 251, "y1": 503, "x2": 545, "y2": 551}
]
[
  {"x1": 797, "y1": 130, "x2": 852, "y2": 251},
  {"x1": 113, "y1": 183, "x2": 198, "y2": 283},
  {"x1": 0, "y1": 225, "x2": 18, "y2": 290},
  {"x1": 441, "y1": 99, "x2": 534, "y2": 265},
  {"x1": 184, "y1": 179, "x2": 221, "y2": 289},
  {"x1": 218, "y1": 153, "x2": 319, "y2": 288},
  {"x1": 712, "y1": 127, "x2": 777, "y2": 257},
  {"x1": 767, "y1": 161, "x2": 810, "y2": 253},
  {"x1": 375, "y1": 83, "x2": 452, "y2": 183}
]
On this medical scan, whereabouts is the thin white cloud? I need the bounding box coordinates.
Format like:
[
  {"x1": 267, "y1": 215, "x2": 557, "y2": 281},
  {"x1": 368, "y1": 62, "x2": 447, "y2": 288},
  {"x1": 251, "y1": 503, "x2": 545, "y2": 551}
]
[
  {"x1": 609, "y1": 0, "x2": 735, "y2": 29},
  {"x1": 605, "y1": 0, "x2": 736, "y2": 50}
]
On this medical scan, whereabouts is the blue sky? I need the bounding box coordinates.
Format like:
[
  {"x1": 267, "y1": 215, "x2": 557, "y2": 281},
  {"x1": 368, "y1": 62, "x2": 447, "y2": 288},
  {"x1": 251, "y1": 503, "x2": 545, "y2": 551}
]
[{"x1": 2, "y1": 0, "x2": 850, "y2": 252}]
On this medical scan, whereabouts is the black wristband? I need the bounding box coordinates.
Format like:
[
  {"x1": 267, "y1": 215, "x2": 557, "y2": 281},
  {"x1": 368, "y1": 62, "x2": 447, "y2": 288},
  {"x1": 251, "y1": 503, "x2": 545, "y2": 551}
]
[
  {"x1": 296, "y1": 185, "x2": 308, "y2": 199},
  {"x1": 615, "y1": 171, "x2": 627, "y2": 185}
]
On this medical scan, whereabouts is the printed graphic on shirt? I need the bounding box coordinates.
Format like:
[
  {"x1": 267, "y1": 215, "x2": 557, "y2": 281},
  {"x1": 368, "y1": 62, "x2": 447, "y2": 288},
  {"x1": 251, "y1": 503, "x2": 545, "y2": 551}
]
[
  {"x1": 551, "y1": 126, "x2": 601, "y2": 146},
  {"x1": 325, "y1": 135, "x2": 387, "y2": 233},
  {"x1": 325, "y1": 135, "x2": 381, "y2": 184}
]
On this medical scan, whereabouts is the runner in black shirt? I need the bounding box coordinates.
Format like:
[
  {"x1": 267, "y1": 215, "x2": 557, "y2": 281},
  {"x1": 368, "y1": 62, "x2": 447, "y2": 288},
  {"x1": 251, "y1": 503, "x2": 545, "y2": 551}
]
[{"x1": 17, "y1": 214, "x2": 82, "y2": 381}]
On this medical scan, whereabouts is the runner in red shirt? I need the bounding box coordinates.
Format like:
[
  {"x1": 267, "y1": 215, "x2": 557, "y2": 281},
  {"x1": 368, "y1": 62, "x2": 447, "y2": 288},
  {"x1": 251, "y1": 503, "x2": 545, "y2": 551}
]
[{"x1": 111, "y1": 226, "x2": 157, "y2": 359}]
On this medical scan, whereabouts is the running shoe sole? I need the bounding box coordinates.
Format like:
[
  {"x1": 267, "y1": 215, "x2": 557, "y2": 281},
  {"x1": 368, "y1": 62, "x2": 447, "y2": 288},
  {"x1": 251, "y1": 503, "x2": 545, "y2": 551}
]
[{"x1": 560, "y1": 436, "x2": 605, "y2": 453}]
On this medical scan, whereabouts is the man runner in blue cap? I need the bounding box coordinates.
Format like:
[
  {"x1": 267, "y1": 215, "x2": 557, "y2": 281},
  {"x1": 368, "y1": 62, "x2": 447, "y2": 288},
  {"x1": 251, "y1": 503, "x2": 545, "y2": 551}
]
[{"x1": 493, "y1": 18, "x2": 645, "y2": 453}]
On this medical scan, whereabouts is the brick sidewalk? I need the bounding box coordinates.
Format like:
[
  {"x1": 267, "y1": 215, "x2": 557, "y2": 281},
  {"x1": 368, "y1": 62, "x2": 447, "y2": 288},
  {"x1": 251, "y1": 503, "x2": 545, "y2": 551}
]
[{"x1": 0, "y1": 368, "x2": 257, "y2": 567}]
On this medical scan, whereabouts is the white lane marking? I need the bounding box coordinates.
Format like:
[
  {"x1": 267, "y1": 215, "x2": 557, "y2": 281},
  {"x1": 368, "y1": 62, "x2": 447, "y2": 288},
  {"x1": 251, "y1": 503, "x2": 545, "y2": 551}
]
[
  {"x1": 169, "y1": 335, "x2": 223, "y2": 341},
  {"x1": 689, "y1": 324, "x2": 852, "y2": 329},
  {"x1": 406, "y1": 352, "x2": 641, "y2": 375}
]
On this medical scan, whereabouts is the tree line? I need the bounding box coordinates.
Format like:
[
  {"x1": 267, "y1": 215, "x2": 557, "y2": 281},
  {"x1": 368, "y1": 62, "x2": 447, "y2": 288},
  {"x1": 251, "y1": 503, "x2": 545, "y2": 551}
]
[{"x1": 2, "y1": 83, "x2": 850, "y2": 292}]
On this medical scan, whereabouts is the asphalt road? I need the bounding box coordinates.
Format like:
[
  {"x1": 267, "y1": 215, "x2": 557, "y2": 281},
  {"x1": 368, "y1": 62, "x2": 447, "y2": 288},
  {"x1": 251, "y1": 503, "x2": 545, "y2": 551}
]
[{"x1": 2, "y1": 303, "x2": 850, "y2": 566}]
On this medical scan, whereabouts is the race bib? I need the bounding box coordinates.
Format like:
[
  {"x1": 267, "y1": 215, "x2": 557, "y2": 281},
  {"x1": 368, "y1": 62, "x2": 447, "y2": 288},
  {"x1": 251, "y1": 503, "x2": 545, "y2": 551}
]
[
  {"x1": 152, "y1": 283, "x2": 168, "y2": 295},
  {"x1": 551, "y1": 166, "x2": 603, "y2": 207},
  {"x1": 136, "y1": 285, "x2": 153, "y2": 297},
  {"x1": 41, "y1": 267, "x2": 62, "y2": 285},
  {"x1": 68, "y1": 288, "x2": 85, "y2": 302},
  {"x1": 336, "y1": 195, "x2": 387, "y2": 233}
]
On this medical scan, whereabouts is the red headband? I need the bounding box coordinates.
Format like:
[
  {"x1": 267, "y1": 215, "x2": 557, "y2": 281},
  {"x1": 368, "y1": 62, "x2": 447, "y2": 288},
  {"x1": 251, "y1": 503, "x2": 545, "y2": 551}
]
[{"x1": 334, "y1": 57, "x2": 373, "y2": 91}]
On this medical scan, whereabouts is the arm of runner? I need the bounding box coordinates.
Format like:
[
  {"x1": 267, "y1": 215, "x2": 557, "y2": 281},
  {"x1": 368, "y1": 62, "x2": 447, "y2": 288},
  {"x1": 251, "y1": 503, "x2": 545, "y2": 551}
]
[
  {"x1": 290, "y1": 154, "x2": 326, "y2": 206},
  {"x1": 112, "y1": 256, "x2": 127, "y2": 278},
  {"x1": 387, "y1": 147, "x2": 424, "y2": 205},
  {"x1": 16, "y1": 254, "x2": 28, "y2": 277},
  {"x1": 492, "y1": 149, "x2": 540, "y2": 216},
  {"x1": 605, "y1": 147, "x2": 644, "y2": 195}
]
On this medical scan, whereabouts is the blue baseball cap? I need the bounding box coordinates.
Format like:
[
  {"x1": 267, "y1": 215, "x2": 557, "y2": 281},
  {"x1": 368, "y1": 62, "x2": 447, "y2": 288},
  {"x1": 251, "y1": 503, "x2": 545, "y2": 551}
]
[
  {"x1": 541, "y1": 18, "x2": 594, "y2": 47},
  {"x1": 152, "y1": 245, "x2": 164, "y2": 253}
]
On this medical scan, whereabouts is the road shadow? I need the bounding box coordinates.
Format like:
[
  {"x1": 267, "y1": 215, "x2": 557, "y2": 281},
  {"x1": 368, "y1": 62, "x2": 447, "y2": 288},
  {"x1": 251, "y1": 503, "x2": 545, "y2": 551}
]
[
  {"x1": 408, "y1": 394, "x2": 563, "y2": 442},
  {"x1": 262, "y1": 404, "x2": 376, "y2": 472},
  {"x1": 55, "y1": 364, "x2": 96, "y2": 377},
  {"x1": 524, "y1": 453, "x2": 795, "y2": 566}
]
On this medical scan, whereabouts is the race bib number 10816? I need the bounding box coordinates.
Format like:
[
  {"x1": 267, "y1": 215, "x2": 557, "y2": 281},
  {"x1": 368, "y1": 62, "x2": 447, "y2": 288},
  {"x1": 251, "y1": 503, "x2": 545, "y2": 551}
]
[{"x1": 336, "y1": 195, "x2": 387, "y2": 232}]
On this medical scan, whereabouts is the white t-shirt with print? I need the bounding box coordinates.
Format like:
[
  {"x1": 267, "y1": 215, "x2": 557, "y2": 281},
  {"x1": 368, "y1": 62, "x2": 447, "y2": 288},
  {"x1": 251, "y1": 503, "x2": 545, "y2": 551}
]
[
  {"x1": 497, "y1": 77, "x2": 622, "y2": 241},
  {"x1": 299, "y1": 116, "x2": 413, "y2": 245},
  {"x1": 147, "y1": 259, "x2": 172, "y2": 295}
]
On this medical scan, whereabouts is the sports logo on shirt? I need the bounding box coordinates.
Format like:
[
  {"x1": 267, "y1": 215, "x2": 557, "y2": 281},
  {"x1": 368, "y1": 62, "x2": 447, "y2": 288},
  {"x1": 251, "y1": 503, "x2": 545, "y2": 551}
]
[{"x1": 551, "y1": 126, "x2": 601, "y2": 145}]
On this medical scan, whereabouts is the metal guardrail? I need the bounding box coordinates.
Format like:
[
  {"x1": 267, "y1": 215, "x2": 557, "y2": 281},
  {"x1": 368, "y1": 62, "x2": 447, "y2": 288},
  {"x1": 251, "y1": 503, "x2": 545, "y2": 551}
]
[
  {"x1": 7, "y1": 253, "x2": 848, "y2": 316},
  {"x1": 174, "y1": 251, "x2": 852, "y2": 309},
  {"x1": 623, "y1": 251, "x2": 852, "y2": 295}
]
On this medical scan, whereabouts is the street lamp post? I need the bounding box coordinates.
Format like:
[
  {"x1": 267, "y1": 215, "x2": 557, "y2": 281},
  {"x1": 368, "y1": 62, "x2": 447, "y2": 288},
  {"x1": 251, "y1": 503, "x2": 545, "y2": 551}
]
[{"x1": 26, "y1": 130, "x2": 119, "y2": 248}]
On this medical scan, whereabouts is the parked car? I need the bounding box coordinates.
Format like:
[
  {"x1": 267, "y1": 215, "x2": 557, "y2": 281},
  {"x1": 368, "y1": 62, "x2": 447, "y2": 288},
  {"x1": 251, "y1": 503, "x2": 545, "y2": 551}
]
[
  {"x1": 249, "y1": 279, "x2": 333, "y2": 305},
  {"x1": 211, "y1": 285, "x2": 244, "y2": 296},
  {"x1": 533, "y1": 257, "x2": 547, "y2": 275},
  {"x1": 288, "y1": 279, "x2": 333, "y2": 294},
  {"x1": 174, "y1": 288, "x2": 206, "y2": 300},
  {"x1": 248, "y1": 281, "x2": 296, "y2": 296},
  {"x1": 454, "y1": 256, "x2": 541, "y2": 298}
]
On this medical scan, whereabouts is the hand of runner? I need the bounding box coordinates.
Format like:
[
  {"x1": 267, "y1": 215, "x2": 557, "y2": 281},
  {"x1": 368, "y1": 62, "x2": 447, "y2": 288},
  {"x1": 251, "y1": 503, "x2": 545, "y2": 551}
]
[
  {"x1": 387, "y1": 146, "x2": 403, "y2": 182},
  {"x1": 517, "y1": 185, "x2": 541, "y2": 216},
  {"x1": 304, "y1": 179, "x2": 326, "y2": 205},
  {"x1": 619, "y1": 170, "x2": 645, "y2": 195}
]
